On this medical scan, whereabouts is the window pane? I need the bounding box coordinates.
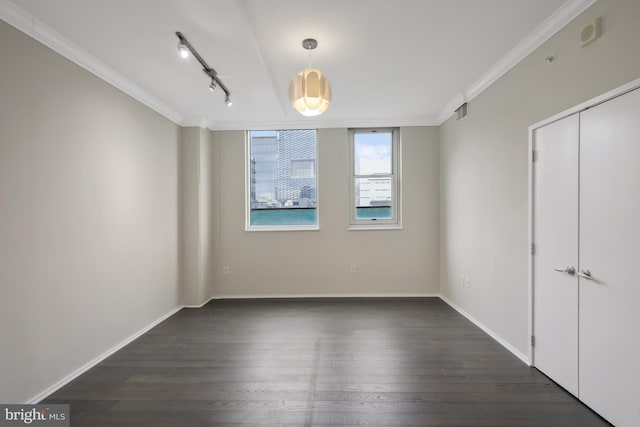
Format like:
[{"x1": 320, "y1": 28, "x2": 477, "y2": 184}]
[
  {"x1": 249, "y1": 130, "x2": 317, "y2": 227},
  {"x1": 354, "y1": 132, "x2": 392, "y2": 175},
  {"x1": 354, "y1": 177, "x2": 392, "y2": 219},
  {"x1": 349, "y1": 128, "x2": 400, "y2": 227}
]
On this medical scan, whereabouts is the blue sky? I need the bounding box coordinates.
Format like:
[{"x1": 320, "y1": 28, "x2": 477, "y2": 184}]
[{"x1": 355, "y1": 132, "x2": 391, "y2": 174}]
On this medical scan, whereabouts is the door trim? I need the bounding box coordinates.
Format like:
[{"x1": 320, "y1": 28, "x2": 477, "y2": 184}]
[{"x1": 527, "y1": 78, "x2": 640, "y2": 366}]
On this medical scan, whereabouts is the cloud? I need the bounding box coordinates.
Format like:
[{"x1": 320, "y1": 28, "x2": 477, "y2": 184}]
[{"x1": 356, "y1": 143, "x2": 390, "y2": 161}]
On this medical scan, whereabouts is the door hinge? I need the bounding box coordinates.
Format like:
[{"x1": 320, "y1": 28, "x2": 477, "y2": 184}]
[
  {"x1": 532, "y1": 150, "x2": 538, "y2": 162},
  {"x1": 531, "y1": 335, "x2": 535, "y2": 347}
]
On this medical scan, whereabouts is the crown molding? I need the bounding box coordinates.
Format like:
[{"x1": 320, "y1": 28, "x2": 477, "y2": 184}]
[
  {"x1": 0, "y1": 0, "x2": 184, "y2": 125},
  {"x1": 206, "y1": 115, "x2": 441, "y2": 131},
  {"x1": 181, "y1": 118, "x2": 211, "y2": 129},
  {"x1": 437, "y1": 0, "x2": 597, "y2": 124}
]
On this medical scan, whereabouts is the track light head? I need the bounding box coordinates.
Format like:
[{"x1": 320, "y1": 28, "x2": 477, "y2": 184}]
[
  {"x1": 225, "y1": 94, "x2": 233, "y2": 107},
  {"x1": 178, "y1": 41, "x2": 189, "y2": 58},
  {"x1": 209, "y1": 80, "x2": 217, "y2": 92}
]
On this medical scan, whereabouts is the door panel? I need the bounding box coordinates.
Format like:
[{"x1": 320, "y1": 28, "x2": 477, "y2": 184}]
[
  {"x1": 533, "y1": 114, "x2": 579, "y2": 396},
  {"x1": 579, "y1": 88, "x2": 640, "y2": 426}
]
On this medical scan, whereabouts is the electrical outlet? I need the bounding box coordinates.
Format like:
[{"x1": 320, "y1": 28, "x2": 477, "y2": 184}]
[
  {"x1": 223, "y1": 266, "x2": 230, "y2": 275},
  {"x1": 350, "y1": 264, "x2": 357, "y2": 273}
]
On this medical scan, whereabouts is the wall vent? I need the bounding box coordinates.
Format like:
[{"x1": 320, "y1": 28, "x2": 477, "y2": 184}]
[
  {"x1": 581, "y1": 17, "x2": 601, "y2": 47},
  {"x1": 455, "y1": 103, "x2": 468, "y2": 121}
]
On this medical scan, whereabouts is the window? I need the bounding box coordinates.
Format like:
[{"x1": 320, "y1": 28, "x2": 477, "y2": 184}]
[
  {"x1": 246, "y1": 130, "x2": 318, "y2": 230},
  {"x1": 349, "y1": 128, "x2": 401, "y2": 228}
]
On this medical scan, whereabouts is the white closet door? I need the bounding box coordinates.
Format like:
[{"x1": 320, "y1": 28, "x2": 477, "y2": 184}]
[
  {"x1": 533, "y1": 114, "x2": 579, "y2": 396},
  {"x1": 579, "y1": 87, "x2": 640, "y2": 426}
]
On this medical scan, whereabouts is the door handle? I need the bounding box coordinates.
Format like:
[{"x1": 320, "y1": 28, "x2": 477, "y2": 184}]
[
  {"x1": 554, "y1": 266, "x2": 576, "y2": 275},
  {"x1": 577, "y1": 269, "x2": 593, "y2": 280}
]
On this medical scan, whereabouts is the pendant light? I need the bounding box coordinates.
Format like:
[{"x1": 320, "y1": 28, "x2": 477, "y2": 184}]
[{"x1": 289, "y1": 38, "x2": 331, "y2": 117}]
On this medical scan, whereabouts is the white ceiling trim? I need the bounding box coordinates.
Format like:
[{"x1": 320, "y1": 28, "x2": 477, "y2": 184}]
[
  {"x1": 206, "y1": 115, "x2": 441, "y2": 131},
  {"x1": 180, "y1": 118, "x2": 211, "y2": 129},
  {"x1": 0, "y1": 0, "x2": 184, "y2": 124},
  {"x1": 436, "y1": 0, "x2": 597, "y2": 124}
]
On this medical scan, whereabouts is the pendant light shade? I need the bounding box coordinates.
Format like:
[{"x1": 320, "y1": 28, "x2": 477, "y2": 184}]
[
  {"x1": 289, "y1": 68, "x2": 331, "y2": 116},
  {"x1": 289, "y1": 39, "x2": 331, "y2": 117}
]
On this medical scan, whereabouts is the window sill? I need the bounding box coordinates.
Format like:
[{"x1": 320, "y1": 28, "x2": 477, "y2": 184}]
[
  {"x1": 246, "y1": 225, "x2": 320, "y2": 232},
  {"x1": 348, "y1": 224, "x2": 403, "y2": 231}
]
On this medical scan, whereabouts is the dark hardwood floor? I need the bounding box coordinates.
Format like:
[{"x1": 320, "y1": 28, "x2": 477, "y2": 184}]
[{"x1": 44, "y1": 298, "x2": 610, "y2": 426}]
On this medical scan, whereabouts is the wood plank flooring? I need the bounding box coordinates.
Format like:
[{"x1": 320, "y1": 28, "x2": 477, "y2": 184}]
[{"x1": 43, "y1": 298, "x2": 610, "y2": 426}]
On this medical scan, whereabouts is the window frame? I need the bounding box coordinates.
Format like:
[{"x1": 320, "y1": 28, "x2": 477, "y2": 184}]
[
  {"x1": 245, "y1": 129, "x2": 320, "y2": 232},
  {"x1": 348, "y1": 127, "x2": 402, "y2": 230}
]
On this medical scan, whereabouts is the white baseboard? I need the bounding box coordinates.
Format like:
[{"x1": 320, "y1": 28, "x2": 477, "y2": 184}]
[
  {"x1": 212, "y1": 293, "x2": 440, "y2": 299},
  {"x1": 439, "y1": 295, "x2": 529, "y2": 365},
  {"x1": 182, "y1": 297, "x2": 215, "y2": 308},
  {"x1": 28, "y1": 305, "x2": 183, "y2": 404}
]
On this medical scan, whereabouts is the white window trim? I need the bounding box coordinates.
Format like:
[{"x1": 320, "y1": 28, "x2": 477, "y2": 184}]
[
  {"x1": 245, "y1": 130, "x2": 320, "y2": 232},
  {"x1": 348, "y1": 128, "x2": 402, "y2": 230}
]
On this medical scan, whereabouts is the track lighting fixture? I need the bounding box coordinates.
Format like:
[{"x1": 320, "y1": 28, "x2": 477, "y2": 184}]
[
  {"x1": 178, "y1": 41, "x2": 189, "y2": 59},
  {"x1": 175, "y1": 31, "x2": 232, "y2": 106}
]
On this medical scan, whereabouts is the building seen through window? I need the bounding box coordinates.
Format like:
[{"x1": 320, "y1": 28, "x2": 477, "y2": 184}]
[{"x1": 248, "y1": 130, "x2": 317, "y2": 228}]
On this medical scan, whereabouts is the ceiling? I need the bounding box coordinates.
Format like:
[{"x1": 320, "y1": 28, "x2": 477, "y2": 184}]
[{"x1": 2, "y1": 0, "x2": 592, "y2": 130}]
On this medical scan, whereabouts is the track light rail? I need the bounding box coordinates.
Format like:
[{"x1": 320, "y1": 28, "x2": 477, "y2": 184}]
[{"x1": 176, "y1": 31, "x2": 231, "y2": 103}]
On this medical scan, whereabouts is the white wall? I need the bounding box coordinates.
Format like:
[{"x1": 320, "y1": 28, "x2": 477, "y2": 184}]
[
  {"x1": 212, "y1": 127, "x2": 439, "y2": 297},
  {"x1": 439, "y1": 0, "x2": 640, "y2": 356},
  {"x1": 0, "y1": 20, "x2": 180, "y2": 403}
]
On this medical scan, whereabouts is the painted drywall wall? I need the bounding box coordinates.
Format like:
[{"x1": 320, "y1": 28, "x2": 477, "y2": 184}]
[
  {"x1": 212, "y1": 126, "x2": 439, "y2": 297},
  {"x1": 209, "y1": 130, "x2": 222, "y2": 299},
  {"x1": 199, "y1": 128, "x2": 216, "y2": 303},
  {"x1": 179, "y1": 127, "x2": 216, "y2": 307},
  {"x1": 0, "y1": 20, "x2": 180, "y2": 403},
  {"x1": 179, "y1": 127, "x2": 201, "y2": 305},
  {"x1": 439, "y1": 0, "x2": 640, "y2": 355}
]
